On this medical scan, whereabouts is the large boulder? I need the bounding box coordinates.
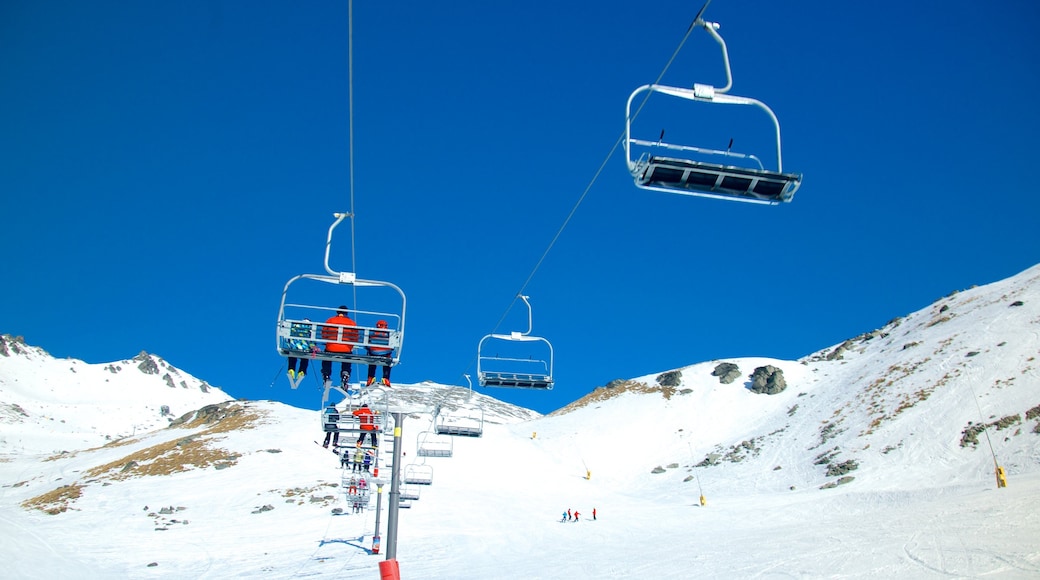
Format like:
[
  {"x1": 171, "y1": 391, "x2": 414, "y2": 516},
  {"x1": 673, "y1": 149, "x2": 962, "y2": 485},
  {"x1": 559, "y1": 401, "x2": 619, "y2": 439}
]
[
  {"x1": 656, "y1": 370, "x2": 682, "y2": 387},
  {"x1": 711, "y1": 362, "x2": 741, "y2": 384},
  {"x1": 749, "y1": 365, "x2": 787, "y2": 395}
]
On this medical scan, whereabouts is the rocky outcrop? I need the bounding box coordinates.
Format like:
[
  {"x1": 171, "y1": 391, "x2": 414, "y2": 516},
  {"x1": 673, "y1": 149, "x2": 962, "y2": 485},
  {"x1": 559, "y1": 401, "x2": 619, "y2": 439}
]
[
  {"x1": 711, "y1": 362, "x2": 741, "y2": 384},
  {"x1": 749, "y1": 365, "x2": 786, "y2": 395}
]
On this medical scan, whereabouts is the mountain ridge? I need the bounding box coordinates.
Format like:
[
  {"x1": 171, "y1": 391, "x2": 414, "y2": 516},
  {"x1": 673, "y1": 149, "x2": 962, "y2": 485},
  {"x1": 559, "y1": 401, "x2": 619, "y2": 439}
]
[{"x1": 1, "y1": 263, "x2": 1039, "y2": 578}]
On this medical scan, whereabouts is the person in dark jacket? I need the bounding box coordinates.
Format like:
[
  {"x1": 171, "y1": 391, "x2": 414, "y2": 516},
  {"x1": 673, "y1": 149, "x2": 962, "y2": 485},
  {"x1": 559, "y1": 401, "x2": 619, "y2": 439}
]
[
  {"x1": 365, "y1": 319, "x2": 394, "y2": 387},
  {"x1": 321, "y1": 405, "x2": 340, "y2": 448}
]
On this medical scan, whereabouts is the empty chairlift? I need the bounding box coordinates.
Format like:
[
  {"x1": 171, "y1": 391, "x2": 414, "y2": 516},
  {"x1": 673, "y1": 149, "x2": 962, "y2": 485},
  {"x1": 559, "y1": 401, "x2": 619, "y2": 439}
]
[
  {"x1": 276, "y1": 213, "x2": 406, "y2": 389},
  {"x1": 624, "y1": 4, "x2": 802, "y2": 205},
  {"x1": 400, "y1": 484, "x2": 421, "y2": 501},
  {"x1": 417, "y1": 431, "x2": 453, "y2": 458},
  {"x1": 477, "y1": 296, "x2": 554, "y2": 390},
  {"x1": 403, "y1": 463, "x2": 434, "y2": 485},
  {"x1": 434, "y1": 408, "x2": 484, "y2": 437}
]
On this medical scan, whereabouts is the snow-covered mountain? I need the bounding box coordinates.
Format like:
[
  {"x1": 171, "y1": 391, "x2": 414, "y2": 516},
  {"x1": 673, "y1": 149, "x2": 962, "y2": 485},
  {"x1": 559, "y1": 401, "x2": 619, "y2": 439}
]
[
  {"x1": 0, "y1": 340, "x2": 232, "y2": 454},
  {"x1": 1, "y1": 264, "x2": 1039, "y2": 578}
]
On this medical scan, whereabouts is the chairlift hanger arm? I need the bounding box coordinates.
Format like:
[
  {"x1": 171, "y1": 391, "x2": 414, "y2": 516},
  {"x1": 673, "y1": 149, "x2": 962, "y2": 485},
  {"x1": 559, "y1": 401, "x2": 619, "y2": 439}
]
[
  {"x1": 698, "y1": 18, "x2": 732, "y2": 94},
  {"x1": 518, "y1": 295, "x2": 533, "y2": 336},
  {"x1": 324, "y1": 212, "x2": 352, "y2": 277}
]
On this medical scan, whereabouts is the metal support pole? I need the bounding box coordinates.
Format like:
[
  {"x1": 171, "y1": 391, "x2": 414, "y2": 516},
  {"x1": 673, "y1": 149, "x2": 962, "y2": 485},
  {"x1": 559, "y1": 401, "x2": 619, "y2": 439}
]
[
  {"x1": 386, "y1": 412, "x2": 403, "y2": 560},
  {"x1": 372, "y1": 482, "x2": 383, "y2": 554}
]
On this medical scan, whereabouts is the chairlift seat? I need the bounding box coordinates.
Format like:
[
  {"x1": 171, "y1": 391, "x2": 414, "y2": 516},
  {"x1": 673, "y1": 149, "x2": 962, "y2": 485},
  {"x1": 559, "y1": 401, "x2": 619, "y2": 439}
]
[
  {"x1": 403, "y1": 465, "x2": 434, "y2": 485},
  {"x1": 435, "y1": 425, "x2": 482, "y2": 437},
  {"x1": 638, "y1": 155, "x2": 801, "y2": 204},
  {"x1": 400, "y1": 485, "x2": 420, "y2": 500},
  {"x1": 435, "y1": 423, "x2": 483, "y2": 437},
  {"x1": 280, "y1": 345, "x2": 396, "y2": 368},
  {"x1": 479, "y1": 371, "x2": 553, "y2": 390}
]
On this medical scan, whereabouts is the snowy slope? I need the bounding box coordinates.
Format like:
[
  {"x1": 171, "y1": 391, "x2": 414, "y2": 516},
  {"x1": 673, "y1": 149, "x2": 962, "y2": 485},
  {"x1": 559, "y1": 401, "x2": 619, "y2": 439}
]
[
  {"x1": 0, "y1": 338, "x2": 233, "y2": 453},
  {"x1": 1, "y1": 264, "x2": 1039, "y2": 578}
]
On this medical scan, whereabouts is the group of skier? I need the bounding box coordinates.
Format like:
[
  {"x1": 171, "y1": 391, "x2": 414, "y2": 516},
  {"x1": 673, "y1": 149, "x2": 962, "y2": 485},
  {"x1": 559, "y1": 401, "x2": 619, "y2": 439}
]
[
  {"x1": 561, "y1": 507, "x2": 596, "y2": 522},
  {"x1": 285, "y1": 306, "x2": 393, "y2": 388},
  {"x1": 322, "y1": 402, "x2": 380, "y2": 449}
]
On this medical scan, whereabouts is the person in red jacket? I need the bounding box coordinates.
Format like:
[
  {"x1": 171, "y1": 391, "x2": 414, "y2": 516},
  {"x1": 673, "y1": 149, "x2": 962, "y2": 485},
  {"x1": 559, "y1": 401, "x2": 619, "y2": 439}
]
[
  {"x1": 365, "y1": 319, "x2": 393, "y2": 387},
  {"x1": 321, "y1": 306, "x2": 360, "y2": 386},
  {"x1": 353, "y1": 403, "x2": 379, "y2": 447}
]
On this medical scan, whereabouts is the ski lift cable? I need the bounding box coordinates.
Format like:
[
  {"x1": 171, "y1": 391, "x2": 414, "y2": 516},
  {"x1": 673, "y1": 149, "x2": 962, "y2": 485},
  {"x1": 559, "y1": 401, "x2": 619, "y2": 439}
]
[
  {"x1": 506, "y1": 2, "x2": 703, "y2": 305},
  {"x1": 459, "y1": 4, "x2": 707, "y2": 380},
  {"x1": 347, "y1": 0, "x2": 359, "y2": 311}
]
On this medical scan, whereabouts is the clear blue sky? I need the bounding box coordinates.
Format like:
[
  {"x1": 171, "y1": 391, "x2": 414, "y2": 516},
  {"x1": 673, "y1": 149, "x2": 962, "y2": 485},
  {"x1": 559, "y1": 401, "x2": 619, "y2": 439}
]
[{"x1": 3, "y1": 1, "x2": 1038, "y2": 415}]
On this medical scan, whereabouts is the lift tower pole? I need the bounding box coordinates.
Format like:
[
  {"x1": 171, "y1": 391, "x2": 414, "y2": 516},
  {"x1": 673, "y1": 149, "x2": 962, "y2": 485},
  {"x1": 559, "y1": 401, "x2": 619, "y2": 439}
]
[{"x1": 379, "y1": 412, "x2": 404, "y2": 579}]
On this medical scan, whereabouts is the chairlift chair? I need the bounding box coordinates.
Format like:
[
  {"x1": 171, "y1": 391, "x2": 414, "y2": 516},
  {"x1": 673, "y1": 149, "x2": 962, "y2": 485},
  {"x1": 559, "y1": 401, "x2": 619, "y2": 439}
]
[
  {"x1": 276, "y1": 213, "x2": 406, "y2": 389},
  {"x1": 476, "y1": 296, "x2": 554, "y2": 390},
  {"x1": 624, "y1": 4, "x2": 802, "y2": 205},
  {"x1": 403, "y1": 463, "x2": 434, "y2": 485},
  {"x1": 318, "y1": 383, "x2": 390, "y2": 463},
  {"x1": 416, "y1": 431, "x2": 454, "y2": 458},
  {"x1": 435, "y1": 407, "x2": 484, "y2": 437},
  {"x1": 400, "y1": 484, "x2": 420, "y2": 501}
]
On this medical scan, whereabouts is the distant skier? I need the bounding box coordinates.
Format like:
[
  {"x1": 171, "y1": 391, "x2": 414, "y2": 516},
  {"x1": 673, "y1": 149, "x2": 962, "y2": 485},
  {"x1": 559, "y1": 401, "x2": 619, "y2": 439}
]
[
  {"x1": 567, "y1": 509, "x2": 572, "y2": 521},
  {"x1": 592, "y1": 508, "x2": 597, "y2": 521},
  {"x1": 353, "y1": 448, "x2": 364, "y2": 473},
  {"x1": 561, "y1": 511, "x2": 568, "y2": 522},
  {"x1": 362, "y1": 450, "x2": 373, "y2": 472},
  {"x1": 574, "y1": 511, "x2": 580, "y2": 522}
]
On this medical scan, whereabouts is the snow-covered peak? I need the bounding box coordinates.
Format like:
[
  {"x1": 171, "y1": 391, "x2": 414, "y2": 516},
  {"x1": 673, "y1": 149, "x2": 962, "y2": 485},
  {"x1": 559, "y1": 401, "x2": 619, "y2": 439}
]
[{"x1": 0, "y1": 334, "x2": 233, "y2": 453}]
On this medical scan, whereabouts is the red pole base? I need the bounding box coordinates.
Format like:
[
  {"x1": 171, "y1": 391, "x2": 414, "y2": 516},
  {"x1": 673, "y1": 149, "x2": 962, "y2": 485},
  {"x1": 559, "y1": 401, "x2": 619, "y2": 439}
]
[{"x1": 378, "y1": 558, "x2": 400, "y2": 580}]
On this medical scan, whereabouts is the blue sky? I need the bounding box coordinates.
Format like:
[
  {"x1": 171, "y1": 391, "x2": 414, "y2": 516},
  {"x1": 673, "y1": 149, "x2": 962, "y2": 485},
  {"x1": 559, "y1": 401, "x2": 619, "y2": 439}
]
[{"x1": 3, "y1": 1, "x2": 1038, "y2": 415}]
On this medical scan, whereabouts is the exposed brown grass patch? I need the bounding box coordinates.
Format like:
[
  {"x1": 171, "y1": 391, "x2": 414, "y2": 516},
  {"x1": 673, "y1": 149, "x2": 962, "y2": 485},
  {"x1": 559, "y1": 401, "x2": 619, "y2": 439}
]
[
  {"x1": 84, "y1": 403, "x2": 262, "y2": 481},
  {"x1": 21, "y1": 483, "x2": 84, "y2": 515},
  {"x1": 551, "y1": 380, "x2": 674, "y2": 416},
  {"x1": 24, "y1": 402, "x2": 265, "y2": 514},
  {"x1": 83, "y1": 435, "x2": 241, "y2": 481},
  {"x1": 44, "y1": 435, "x2": 143, "y2": 462}
]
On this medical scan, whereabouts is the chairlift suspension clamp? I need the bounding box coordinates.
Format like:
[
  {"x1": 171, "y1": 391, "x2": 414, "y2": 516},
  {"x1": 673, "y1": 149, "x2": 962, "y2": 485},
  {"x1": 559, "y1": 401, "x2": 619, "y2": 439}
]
[{"x1": 693, "y1": 84, "x2": 715, "y2": 100}]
